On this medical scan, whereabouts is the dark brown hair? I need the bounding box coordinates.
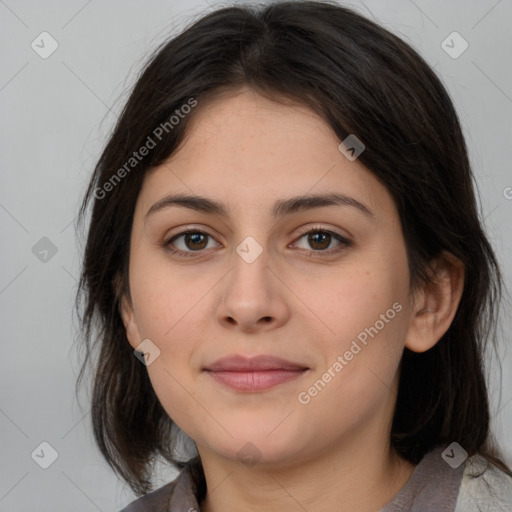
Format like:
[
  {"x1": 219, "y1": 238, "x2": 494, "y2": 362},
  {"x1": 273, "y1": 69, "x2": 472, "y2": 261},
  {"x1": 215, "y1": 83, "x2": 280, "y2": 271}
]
[{"x1": 75, "y1": 0, "x2": 511, "y2": 495}]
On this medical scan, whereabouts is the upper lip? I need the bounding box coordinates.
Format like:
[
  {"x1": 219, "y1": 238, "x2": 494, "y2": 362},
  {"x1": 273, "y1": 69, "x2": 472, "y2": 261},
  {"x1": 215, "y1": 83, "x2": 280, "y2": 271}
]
[{"x1": 204, "y1": 355, "x2": 309, "y2": 372}]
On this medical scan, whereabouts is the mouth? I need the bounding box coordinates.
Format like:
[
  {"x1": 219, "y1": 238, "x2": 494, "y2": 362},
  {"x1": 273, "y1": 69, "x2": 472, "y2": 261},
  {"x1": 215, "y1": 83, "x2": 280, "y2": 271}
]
[{"x1": 203, "y1": 354, "x2": 309, "y2": 392}]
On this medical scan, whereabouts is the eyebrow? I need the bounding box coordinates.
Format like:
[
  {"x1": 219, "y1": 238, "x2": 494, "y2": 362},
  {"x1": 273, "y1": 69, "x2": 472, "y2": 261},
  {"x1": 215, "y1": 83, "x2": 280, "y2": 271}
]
[{"x1": 144, "y1": 192, "x2": 374, "y2": 222}]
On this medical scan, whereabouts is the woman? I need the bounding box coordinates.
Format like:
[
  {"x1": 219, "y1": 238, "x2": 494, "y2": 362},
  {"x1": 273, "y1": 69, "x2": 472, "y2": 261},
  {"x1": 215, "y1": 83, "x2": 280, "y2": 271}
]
[{"x1": 75, "y1": 1, "x2": 512, "y2": 510}]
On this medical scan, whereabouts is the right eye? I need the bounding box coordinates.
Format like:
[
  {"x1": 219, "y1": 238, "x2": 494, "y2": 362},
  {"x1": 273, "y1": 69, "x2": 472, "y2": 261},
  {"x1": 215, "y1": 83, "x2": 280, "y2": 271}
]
[{"x1": 163, "y1": 229, "x2": 221, "y2": 257}]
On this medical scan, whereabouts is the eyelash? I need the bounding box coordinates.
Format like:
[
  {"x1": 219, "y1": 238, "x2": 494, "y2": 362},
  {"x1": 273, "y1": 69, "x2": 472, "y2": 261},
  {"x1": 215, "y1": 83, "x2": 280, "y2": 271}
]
[{"x1": 162, "y1": 226, "x2": 352, "y2": 258}]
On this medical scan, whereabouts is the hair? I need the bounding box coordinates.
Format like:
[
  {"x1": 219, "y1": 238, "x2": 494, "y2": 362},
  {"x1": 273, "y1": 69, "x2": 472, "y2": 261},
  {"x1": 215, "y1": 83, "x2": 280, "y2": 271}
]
[{"x1": 75, "y1": 0, "x2": 511, "y2": 496}]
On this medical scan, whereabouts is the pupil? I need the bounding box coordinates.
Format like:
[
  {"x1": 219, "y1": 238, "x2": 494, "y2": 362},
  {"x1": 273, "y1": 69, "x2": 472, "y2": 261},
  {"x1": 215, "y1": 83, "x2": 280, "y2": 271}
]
[
  {"x1": 309, "y1": 232, "x2": 330, "y2": 250},
  {"x1": 186, "y1": 233, "x2": 207, "y2": 250}
]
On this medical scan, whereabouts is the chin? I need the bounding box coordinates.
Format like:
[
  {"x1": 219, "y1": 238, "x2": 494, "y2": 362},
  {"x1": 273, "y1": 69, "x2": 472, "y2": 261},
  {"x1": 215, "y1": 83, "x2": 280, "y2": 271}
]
[{"x1": 201, "y1": 422, "x2": 310, "y2": 468}]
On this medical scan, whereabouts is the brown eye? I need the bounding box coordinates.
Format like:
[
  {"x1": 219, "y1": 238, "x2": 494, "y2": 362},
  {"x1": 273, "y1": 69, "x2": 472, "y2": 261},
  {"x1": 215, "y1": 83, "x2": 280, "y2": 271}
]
[
  {"x1": 164, "y1": 229, "x2": 219, "y2": 256},
  {"x1": 307, "y1": 231, "x2": 331, "y2": 250},
  {"x1": 292, "y1": 228, "x2": 352, "y2": 255},
  {"x1": 182, "y1": 232, "x2": 208, "y2": 250}
]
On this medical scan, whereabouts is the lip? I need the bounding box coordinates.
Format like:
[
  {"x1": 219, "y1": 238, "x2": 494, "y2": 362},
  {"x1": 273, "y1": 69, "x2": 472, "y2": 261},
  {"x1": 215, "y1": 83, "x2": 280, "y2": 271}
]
[
  {"x1": 203, "y1": 355, "x2": 309, "y2": 392},
  {"x1": 204, "y1": 354, "x2": 308, "y2": 372}
]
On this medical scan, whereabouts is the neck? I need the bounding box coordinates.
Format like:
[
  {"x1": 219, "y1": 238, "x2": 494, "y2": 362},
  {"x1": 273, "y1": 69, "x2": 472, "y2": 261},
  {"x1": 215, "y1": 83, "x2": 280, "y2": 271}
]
[{"x1": 198, "y1": 435, "x2": 416, "y2": 512}]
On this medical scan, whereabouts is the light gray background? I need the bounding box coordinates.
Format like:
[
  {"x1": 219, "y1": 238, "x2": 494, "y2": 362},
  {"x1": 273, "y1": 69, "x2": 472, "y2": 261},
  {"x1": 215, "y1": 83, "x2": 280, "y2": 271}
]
[{"x1": 1, "y1": 0, "x2": 511, "y2": 510}]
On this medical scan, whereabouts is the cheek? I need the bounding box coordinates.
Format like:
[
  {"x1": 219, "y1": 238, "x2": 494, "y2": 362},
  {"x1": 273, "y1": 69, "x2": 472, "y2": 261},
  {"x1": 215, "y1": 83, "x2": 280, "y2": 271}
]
[
  {"x1": 296, "y1": 249, "x2": 410, "y2": 389},
  {"x1": 128, "y1": 253, "x2": 203, "y2": 340},
  {"x1": 129, "y1": 257, "x2": 213, "y2": 364},
  {"x1": 307, "y1": 264, "x2": 407, "y2": 339},
  {"x1": 296, "y1": 282, "x2": 407, "y2": 431}
]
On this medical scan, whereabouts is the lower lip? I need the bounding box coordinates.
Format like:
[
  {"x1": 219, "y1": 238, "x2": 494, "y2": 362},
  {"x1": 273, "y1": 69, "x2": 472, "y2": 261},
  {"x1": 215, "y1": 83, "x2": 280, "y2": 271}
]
[{"x1": 205, "y1": 369, "x2": 307, "y2": 392}]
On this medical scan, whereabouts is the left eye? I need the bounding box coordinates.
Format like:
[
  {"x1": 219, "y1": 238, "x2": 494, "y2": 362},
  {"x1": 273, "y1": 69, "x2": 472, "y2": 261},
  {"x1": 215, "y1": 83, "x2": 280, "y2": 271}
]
[{"x1": 292, "y1": 229, "x2": 351, "y2": 253}]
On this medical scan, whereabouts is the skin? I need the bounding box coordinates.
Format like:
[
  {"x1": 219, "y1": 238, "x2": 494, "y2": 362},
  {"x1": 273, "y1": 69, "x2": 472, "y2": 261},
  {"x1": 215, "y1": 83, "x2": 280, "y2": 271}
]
[{"x1": 120, "y1": 87, "x2": 464, "y2": 512}]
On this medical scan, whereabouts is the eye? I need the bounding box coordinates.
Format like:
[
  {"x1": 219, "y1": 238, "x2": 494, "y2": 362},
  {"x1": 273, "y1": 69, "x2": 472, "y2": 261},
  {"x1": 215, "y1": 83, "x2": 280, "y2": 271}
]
[
  {"x1": 163, "y1": 226, "x2": 351, "y2": 258},
  {"x1": 164, "y1": 229, "x2": 220, "y2": 256},
  {"x1": 291, "y1": 227, "x2": 351, "y2": 255}
]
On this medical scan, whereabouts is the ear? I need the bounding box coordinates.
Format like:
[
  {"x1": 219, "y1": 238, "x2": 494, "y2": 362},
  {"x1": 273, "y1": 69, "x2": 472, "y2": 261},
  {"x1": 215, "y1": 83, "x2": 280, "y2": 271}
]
[
  {"x1": 114, "y1": 273, "x2": 142, "y2": 350},
  {"x1": 405, "y1": 251, "x2": 464, "y2": 353}
]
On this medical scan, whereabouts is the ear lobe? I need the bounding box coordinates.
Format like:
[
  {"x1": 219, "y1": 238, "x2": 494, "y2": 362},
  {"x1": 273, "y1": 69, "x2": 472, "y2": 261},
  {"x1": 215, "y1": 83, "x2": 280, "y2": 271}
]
[{"x1": 405, "y1": 251, "x2": 464, "y2": 353}]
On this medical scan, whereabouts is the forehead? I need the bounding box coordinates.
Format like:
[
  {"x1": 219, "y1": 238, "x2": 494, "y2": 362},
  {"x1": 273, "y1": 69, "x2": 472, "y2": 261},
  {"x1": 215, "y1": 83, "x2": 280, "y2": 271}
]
[
  {"x1": 174, "y1": 88, "x2": 332, "y2": 162},
  {"x1": 135, "y1": 88, "x2": 394, "y2": 221}
]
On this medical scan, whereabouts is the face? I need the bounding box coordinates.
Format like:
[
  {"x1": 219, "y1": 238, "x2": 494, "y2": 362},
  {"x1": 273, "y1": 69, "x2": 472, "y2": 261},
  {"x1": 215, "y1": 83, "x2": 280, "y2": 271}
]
[{"x1": 121, "y1": 87, "x2": 419, "y2": 468}]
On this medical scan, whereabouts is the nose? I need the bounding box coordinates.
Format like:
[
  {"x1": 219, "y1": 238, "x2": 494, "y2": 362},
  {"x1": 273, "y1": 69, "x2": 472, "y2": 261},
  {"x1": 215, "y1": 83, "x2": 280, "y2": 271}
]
[{"x1": 216, "y1": 247, "x2": 290, "y2": 333}]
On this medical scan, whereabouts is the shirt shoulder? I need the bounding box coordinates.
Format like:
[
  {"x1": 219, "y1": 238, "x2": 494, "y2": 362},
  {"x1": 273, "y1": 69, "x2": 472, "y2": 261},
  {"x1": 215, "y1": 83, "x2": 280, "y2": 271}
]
[
  {"x1": 119, "y1": 480, "x2": 177, "y2": 512},
  {"x1": 118, "y1": 457, "x2": 203, "y2": 512},
  {"x1": 455, "y1": 454, "x2": 512, "y2": 512}
]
